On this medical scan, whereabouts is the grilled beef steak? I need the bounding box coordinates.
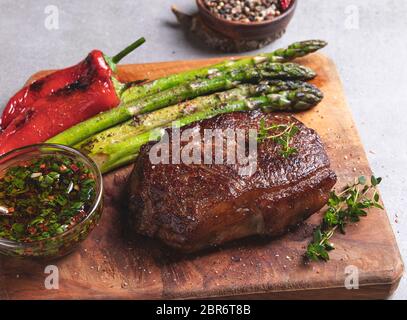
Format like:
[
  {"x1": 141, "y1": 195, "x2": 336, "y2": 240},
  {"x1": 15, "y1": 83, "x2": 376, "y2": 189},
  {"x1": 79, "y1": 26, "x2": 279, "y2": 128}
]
[{"x1": 128, "y1": 111, "x2": 337, "y2": 252}]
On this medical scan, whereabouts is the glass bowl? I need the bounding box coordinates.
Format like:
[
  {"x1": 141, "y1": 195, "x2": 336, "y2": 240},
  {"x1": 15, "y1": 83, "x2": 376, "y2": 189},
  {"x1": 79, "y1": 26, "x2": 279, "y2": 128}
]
[{"x1": 0, "y1": 144, "x2": 103, "y2": 259}]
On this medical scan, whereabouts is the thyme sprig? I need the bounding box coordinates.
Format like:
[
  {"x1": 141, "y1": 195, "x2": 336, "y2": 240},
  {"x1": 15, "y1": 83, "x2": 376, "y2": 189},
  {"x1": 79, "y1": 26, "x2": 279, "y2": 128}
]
[
  {"x1": 306, "y1": 175, "x2": 383, "y2": 262},
  {"x1": 257, "y1": 119, "x2": 299, "y2": 158}
]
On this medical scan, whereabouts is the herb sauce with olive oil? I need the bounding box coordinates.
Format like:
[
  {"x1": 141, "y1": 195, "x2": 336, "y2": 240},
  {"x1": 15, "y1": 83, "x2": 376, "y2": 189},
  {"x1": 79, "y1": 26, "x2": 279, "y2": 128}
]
[{"x1": 0, "y1": 155, "x2": 96, "y2": 242}]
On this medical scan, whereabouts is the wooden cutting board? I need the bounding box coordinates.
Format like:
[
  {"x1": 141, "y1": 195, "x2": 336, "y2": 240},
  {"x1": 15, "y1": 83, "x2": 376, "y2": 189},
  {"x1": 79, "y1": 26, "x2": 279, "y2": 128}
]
[{"x1": 0, "y1": 54, "x2": 403, "y2": 300}]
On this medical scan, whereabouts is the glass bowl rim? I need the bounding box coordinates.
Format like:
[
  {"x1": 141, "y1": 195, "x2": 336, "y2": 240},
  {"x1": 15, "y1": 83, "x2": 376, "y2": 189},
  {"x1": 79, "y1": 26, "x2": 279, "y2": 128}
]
[{"x1": 0, "y1": 143, "x2": 103, "y2": 248}]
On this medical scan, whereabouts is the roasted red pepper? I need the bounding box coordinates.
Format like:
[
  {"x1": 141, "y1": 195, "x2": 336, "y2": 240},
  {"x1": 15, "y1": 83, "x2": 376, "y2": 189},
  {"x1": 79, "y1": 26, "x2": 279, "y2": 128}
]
[
  {"x1": 0, "y1": 37, "x2": 145, "y2": 130},
  {"x1": 1, "y1": 55, "x2": 93, "y2": 130},
  {"x1": 0, "y1": 38, "x2": 145, "y2": 155},
  {"x1": 0, "y1": 53, "x2": 120, "y2": 155}
]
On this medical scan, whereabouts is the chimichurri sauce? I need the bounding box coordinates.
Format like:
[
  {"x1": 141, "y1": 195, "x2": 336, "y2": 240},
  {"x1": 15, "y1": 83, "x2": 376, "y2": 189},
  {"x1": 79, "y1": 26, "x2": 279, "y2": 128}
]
[{"x1": 0, "y1": 155, "x2": 96, "y2": 242}]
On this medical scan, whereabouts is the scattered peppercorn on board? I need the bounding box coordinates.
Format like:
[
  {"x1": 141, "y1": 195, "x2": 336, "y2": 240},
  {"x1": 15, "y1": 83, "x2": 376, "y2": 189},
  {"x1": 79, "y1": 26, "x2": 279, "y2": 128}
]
[{"x1": 0, "y1": 53, "x2": 403, "y2": 300}]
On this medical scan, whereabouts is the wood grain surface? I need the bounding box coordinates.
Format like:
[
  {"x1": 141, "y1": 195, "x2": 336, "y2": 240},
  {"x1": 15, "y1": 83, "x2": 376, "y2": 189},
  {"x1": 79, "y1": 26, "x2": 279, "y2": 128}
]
[{"x1": 0, "y1": 54, "x2": 403, "y2": 300}]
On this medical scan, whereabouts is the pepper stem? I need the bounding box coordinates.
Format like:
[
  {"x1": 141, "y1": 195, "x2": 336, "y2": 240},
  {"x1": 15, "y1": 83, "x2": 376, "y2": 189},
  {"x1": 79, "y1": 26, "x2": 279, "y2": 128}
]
[{"x1": 112, "y1": 37, "x2": 146, "y2": 64}]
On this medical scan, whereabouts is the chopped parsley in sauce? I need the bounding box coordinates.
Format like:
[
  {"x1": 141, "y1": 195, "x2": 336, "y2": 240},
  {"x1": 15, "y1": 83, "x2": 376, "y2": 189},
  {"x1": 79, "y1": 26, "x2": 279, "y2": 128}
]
[{"x1": 0, "y1": 155, "x2": 96, "y2": 242}]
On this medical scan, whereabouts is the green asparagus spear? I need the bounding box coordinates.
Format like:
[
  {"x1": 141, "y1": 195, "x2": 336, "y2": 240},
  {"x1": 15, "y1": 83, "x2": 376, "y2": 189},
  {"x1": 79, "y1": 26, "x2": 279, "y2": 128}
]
[
  {"x1": 76, "y1": 84, "x2": 254, "y2": 154},
  {"x1": 48, "y1": 63, "x2": 316, "y2": 146},
  {"x1": 74, "y1": 80, "x2": 321, "y2": 154},
  {"x1": 120, "y1": 40, "x2": 327, "y2": 103},
  {"x1": 101, "y1": 153, "x2": 140, "y2": 173},
  {"x1": 89, "y1": 83, "x2": 323, "y2": 173},
  {"x1": 76, "y1": 81, "x2": 320, "y2": 154}
]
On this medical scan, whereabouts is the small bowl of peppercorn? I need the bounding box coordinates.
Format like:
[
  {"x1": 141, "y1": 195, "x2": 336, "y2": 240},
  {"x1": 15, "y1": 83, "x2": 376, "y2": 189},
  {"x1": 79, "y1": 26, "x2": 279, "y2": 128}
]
[
  {"x1": 0, "y1": 144, "x2": 103, "y2": 259},
  {"x1": 196, "y1": 0, "x2": 297, "y2": 41}
]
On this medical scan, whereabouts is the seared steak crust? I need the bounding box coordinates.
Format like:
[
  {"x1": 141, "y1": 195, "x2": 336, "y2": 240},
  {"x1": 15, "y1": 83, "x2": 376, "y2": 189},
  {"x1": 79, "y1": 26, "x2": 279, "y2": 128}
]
[{"x1": 128, "y1": 111, "x2": 337, "y2": 252}]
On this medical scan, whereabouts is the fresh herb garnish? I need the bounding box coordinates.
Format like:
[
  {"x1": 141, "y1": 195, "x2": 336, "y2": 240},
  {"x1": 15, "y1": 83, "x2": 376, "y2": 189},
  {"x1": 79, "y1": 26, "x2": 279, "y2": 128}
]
[
  {"x1": 257, "y1": 118, "x2": 299, "y2": 158},
  {"x1": 306, "y1": 175, "x2": 383, "y2": 262}
]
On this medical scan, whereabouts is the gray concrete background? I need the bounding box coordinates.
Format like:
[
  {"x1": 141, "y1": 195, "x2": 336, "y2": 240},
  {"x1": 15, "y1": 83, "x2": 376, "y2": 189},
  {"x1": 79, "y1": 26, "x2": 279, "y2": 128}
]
[{"x1": 0, "y1": 0, "x2": 406, "y2": 299}]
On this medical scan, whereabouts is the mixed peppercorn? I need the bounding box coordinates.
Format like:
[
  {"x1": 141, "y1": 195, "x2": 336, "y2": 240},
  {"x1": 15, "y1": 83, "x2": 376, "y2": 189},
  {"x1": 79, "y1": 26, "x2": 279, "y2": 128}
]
[
  {"x1": 0, "y1": 155, "x2": 96, "y2": 242},
  {"x1": 203, "y1": 0, "x2": 292, "y2": 22}
]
